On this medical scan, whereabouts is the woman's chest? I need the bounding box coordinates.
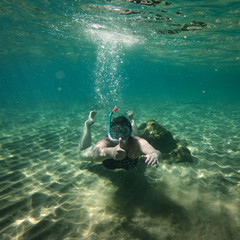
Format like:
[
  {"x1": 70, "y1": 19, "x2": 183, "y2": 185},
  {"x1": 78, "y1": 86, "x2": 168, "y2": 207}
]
[{"x1": 126, "y1": 142, "x2": 141, "y2": 159}]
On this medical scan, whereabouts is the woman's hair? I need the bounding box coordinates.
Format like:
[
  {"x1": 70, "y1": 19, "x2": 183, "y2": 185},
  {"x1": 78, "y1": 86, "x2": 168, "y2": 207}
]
[{"x1": 110, "y1": 116, "x2": 132, "y2": 130}]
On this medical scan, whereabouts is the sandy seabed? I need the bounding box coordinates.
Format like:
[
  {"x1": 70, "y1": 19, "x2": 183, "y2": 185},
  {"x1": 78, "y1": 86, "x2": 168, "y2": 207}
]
[{"x1": 0, "y1": 101, "x2": 240, "y2": 240}]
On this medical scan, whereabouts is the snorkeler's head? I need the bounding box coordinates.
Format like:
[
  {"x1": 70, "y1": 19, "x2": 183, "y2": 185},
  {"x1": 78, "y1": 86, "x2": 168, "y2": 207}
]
[{"x1": 109, "y1": 116, "x2": 132, "y2": 140}]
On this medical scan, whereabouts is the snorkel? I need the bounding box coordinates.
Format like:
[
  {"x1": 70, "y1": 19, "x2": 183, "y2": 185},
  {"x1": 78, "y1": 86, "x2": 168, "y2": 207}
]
[{"x1": 108, "y1": 107, "x2": 120, "y2": 143}]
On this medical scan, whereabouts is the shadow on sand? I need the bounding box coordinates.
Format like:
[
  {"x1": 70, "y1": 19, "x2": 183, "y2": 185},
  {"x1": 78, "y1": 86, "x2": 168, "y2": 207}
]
[{"x1": 83, "y1": 162, "x2": 189, "y2": 239}]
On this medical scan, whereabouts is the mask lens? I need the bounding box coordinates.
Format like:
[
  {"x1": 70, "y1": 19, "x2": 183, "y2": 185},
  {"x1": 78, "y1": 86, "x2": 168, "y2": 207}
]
[{"x1": 110, "y1": 125, "x2": 131, "y2": 139}]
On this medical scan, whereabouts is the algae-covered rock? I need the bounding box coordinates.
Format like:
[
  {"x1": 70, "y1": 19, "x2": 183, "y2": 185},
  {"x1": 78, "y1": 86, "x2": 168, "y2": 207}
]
[
  {"x1": 138, "y1": 120, "x2": 176, "y2": 154},
  {"x1": 181, "y1": 21, "x2": 208, "y2": 31},
  {"x1": 169, "y1": 141, "x2": 192, "y2": 163},
  {"x1": 138, "y1": 120, "x2": 192, "y2": 163}
]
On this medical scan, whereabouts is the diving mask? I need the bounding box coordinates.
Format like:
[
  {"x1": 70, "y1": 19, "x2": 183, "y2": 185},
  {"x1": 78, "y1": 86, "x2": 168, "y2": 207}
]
[
  {"x1": 108, "y1": 107, "x2": 131, "y2": 143},
  {"x1": 109, "y1": 125, "x2": 132, "y2": 140}
]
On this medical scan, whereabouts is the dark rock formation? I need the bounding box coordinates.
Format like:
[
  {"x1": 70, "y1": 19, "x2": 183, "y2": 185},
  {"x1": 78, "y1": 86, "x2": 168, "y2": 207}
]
[
  {"x1": 138, "y1": 120, "x2": 176, "y2": 154},
  {"x1": 157, "y1": 29, "x2": 181, "y2": 35},
  {"x1": 138, "y1": 120, "x2": 192, "y2": 163},
  {"x1": 168, "y1": 140, "x2": 192, "y2": 163},
  {"x1": 156, "y1": 20, "x2": 208, "y2": 35},
  {"x1": 181, "y1": 21, "x2": 208, "y2": 31},
  {"x1": 128, "y1": 0, "x2": 171, "y2": 6},
  {"x1": 118, "y1": 9, "x2": 140, "y2": 15}
]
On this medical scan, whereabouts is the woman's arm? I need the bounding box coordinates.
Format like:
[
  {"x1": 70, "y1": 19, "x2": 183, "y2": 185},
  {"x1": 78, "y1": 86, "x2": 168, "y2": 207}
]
[
  {"x1": 136, "y1": 137, "x2": 162, "y2": 167},
  {"x1": 92, "y1": 138, "x2": 126, "y2": 162}
]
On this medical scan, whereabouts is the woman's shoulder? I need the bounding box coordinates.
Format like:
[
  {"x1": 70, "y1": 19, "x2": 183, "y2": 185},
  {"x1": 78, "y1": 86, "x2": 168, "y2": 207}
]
[
  {"x1": 131, "y1": 136, "x2": 143, "y2": 141},
  {"x1": 96, "y1": 137, "x2": 116, "y2": 147},
  {"x1": 129, "y1": 136, "x2": 143, "y2": 145},
  {"x1": 131, "y1": 136, "x2": 149, "y2": 145}
]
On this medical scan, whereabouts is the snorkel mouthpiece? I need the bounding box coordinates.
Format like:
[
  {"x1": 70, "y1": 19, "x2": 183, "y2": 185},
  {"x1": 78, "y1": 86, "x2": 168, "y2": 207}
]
[{"x1": 108, "y1": 107, "x2": 120, "y2": 143}]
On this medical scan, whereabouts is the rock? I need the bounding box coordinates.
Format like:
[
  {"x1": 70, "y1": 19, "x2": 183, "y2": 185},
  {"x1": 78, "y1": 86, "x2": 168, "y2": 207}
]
[
  {"x1": 181, "y1": 21, "x2": 208, "y2": 31},
  {"x1": 128, "y1": 0, "x2": 154, "y2": 5},
  {"x1": 165, "y1": 1, "x2": 172, "y2": 5},
  {"x1": 156, "y1": 20, "x2": 208, "y2": 35},
  {"x1": 157, "y1": 29, "x2": 181, "y2": 34},
  {"x1": 175, "y1": 11, "x2": 184, "y2": 16},
  {"x1": 129, "y1": 0, "x2": 170, "y2": 5},
  {"x1": 119, "y1": 9, "x2": 140, "y2": 15},
  {"x1": 138, "y1": 120, "x2": 192, "y2": 163},
  {"x1": 138, "y1": 120, "x2": 176, "y2": 154},
  {"x1": 152, "y1": 0, "x2": 163, "y2": 3},
  {"x1": 169, "y1": 141, "x2": 192, "y2": 163}
]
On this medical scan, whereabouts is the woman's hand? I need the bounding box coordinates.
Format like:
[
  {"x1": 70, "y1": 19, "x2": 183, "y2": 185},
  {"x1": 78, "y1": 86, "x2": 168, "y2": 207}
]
[
  {"x1": 141, "y1": 151, "x2": 162, "y2": 167},
  {"x1": 110, "y1": 138, "x2": 126, "y2": 160}
]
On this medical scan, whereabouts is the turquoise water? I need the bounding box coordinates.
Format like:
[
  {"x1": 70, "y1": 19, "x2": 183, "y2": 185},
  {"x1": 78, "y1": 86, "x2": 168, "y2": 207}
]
[{"x1": 0, "y1": 1, "x2": 240, "y2": 239}]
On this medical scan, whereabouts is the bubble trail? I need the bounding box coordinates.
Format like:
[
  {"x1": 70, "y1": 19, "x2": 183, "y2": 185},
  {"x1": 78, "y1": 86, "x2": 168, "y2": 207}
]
[{"x1": 86, "y1": 24, "x2": 139, "y2": 107}]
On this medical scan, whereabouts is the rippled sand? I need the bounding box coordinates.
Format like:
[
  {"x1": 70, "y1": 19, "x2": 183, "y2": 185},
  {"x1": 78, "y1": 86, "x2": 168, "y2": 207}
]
[{"x1": 0, "y1": 102, "x2": 240, "y2": 240}]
